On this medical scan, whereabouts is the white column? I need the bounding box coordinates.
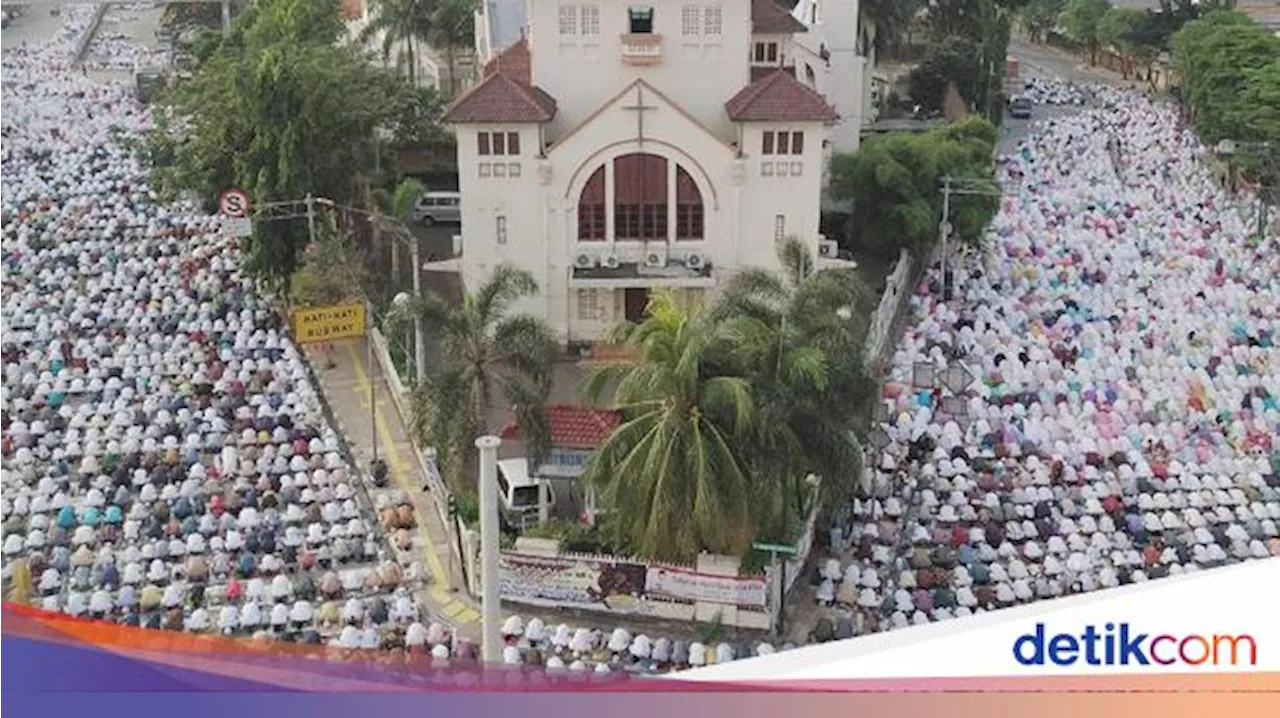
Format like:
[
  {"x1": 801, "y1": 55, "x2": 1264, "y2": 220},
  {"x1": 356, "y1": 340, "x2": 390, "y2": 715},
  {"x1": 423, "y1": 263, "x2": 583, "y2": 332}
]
[
  {"x1": 667, "y1": 157, "x2": 677, "y2": 243},
  {"x1": 538, "y1": 480, "x2": 551, "y2": 525},
  {"x1": 475, "y1": 435, "x2": 503, "y2": 663},
  {"x1": 604, "y1": 159, "x2": 616, "y2": 248}
]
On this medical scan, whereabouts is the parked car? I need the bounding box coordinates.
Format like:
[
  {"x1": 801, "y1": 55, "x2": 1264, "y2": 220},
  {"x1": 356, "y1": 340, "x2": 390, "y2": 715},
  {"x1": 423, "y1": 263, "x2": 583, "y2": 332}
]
[
  {"x1": 412, "y1": 191, "x2": 461, "y2": 226},
  {"x1": 1008, "y1": 96, "x2": 1033, "y2": 120}
]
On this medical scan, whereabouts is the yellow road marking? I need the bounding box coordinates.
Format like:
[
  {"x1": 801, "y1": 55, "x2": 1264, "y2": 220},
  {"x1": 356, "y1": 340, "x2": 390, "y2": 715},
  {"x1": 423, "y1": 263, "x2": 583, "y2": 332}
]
[
  {"x1": 343, "y1": 342, "x2": 475, "y2": 623},
  {"x1": 440, "y1": 602, "x2": 464, "y2": 618}
]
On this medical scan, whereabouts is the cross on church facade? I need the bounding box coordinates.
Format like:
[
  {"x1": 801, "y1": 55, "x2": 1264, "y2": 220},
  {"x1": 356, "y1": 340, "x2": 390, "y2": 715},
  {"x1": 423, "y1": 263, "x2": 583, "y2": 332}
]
[{"x1": 622, "y1": 85, "x2": 657, "y2": 147}]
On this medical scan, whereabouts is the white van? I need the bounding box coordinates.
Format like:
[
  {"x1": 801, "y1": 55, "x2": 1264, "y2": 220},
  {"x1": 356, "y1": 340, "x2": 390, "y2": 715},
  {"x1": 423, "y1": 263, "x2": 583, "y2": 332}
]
[
  {"x1": 412, "y1": 191, "x2": 461, "y2": 226},
  {"x1": 496, "y1": 458, "x2": 554, "y2": 531}
]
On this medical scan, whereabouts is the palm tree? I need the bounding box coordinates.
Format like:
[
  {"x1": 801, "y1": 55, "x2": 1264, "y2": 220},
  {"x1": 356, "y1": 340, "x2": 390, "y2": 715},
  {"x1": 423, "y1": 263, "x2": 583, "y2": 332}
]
[
  {"x1": 429, "y1": 0, "x2": 478, "y2": 96},
  {"x1": 360, "y1": 0, "x2": 437, "y2": 87},
  {"x1": 581, "y1": 291, "x2": 755, "y2": 561},
  {"x1": 400, "y1": 265, "x2": 557, "y2": 491},
  {"x1": 711, "y1": 237, "x2": 872, "y2": 538}
]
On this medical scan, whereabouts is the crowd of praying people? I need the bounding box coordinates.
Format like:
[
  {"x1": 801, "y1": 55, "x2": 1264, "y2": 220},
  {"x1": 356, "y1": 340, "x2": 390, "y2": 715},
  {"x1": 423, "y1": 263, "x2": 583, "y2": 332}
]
[
  {"x1": 1022, "y1": 77, "x2": 1087, "y2": 106},
  {"x1": 809, "y1": 84, "x2": 1279, "y2": 639},
  {"x1": 0, "y1": 8, "x2": 782, "y2": 675}
]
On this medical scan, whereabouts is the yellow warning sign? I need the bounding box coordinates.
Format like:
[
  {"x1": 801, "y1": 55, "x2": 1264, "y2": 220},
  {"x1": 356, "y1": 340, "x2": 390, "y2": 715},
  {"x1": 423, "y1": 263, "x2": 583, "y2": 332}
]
[{"x1": 290, "y1": 303, "x2": 366, "y2": 344}]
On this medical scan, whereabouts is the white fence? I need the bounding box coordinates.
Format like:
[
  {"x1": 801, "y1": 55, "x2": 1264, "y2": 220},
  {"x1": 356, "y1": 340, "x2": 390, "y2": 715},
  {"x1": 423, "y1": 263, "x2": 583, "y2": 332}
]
[{"x1": 862, "y1": 248, "x2": 915, "y2": 367}]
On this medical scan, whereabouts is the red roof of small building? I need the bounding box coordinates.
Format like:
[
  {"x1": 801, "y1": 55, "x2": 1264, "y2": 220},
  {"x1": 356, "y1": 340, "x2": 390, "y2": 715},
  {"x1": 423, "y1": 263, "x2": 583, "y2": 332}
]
[
  {"x1": 443, "y1": 70, "x2": 557, "y2": 124},
  {"x1": 501, "y1": 404, "x2": 622, "y2": 448},
  {"x1": 483, "y1": 36, "x2": 532, "y2": 86},
  {"x1": 751, "y1": 0, "x2": 808, "y2": 34},
  {"x1": 726, "y1": 68, "x2": 837, "y2": 122}
]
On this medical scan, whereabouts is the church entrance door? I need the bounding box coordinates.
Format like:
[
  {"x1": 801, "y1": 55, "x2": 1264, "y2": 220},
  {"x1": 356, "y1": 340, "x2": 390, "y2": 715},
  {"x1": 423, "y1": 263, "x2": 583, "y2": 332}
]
[{"x1": 624, "y1": 288, "x2": 650, "y2": 323}]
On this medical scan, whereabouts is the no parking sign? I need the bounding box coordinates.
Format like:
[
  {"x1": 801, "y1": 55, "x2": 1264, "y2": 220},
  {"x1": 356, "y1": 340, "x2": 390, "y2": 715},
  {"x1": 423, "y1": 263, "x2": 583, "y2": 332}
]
[{"x1": 218, "y1": 188, "x2": 253, "y2": 237}]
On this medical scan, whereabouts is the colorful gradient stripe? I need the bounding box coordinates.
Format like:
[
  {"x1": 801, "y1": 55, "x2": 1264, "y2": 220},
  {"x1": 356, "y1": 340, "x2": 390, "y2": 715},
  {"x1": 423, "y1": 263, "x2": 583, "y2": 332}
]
[{"x1": 3, "y1": 603, "x2": 1278, "y2": 718}]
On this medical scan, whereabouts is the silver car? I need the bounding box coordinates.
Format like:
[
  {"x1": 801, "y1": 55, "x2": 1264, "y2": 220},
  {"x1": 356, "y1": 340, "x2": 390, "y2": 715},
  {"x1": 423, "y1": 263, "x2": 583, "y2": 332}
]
[{"x1": 413, "y1": 192, "x2": 461, "y2": 226}]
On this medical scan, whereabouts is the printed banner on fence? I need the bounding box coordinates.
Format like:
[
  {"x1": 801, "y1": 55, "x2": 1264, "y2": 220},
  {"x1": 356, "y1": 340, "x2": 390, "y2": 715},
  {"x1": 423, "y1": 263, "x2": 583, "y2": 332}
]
[
  {"x1": 645, "y1": 566, "x2": 769, "y2": 607},
  {"x1": 290, "y1": 303, "x2": 366, "y2": 344},
  {"x1": 498, "y1": 552, "x2": 651, "y2": 614}
]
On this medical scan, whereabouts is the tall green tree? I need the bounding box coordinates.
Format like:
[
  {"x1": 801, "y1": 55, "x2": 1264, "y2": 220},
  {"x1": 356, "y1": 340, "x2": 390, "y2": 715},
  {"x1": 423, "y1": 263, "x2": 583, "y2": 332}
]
[
  {"x1": 360, "y1": 0, "x2": 438, "y2": 87},
  {"x1": 146, "y1": 0, "x2": 417, "y2": 291},
  {"x1": 1020, "y1": 0, "x2": 1065, "y2": 43},
  {"x1": 830, "y1": 117, "x2": 999, "y2": 258},
  {"x1": 710, "y1": 238, "x2": 872, "y2": 540},
  {"x1": 858, "y1": 0, "x2": 924, "y2": 56},
  {"x1": 429, "y1": 0, "x2": 478, "y2": 96},
  {"x1": 403, "y1": 266, "x2": 557, "y2": 491},
  {"x1": 1097, "y1": 6, "x2": 1143, "y2": 77},
  {"x1": 581, "y1": 291, "x2": 755, "y2": 560},
  {"x1": 1059, "y1": 0, "x2": 1111, "y2": 64},
  {"x1": 1173, "y1": 10, "x2": 1280, "y2": 143}
]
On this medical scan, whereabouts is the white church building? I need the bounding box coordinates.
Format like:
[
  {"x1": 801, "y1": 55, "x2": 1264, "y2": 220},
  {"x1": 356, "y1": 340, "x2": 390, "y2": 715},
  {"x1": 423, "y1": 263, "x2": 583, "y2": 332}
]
[{"x1": 445, "y1": 0, "x2": 855, "y2": 345}]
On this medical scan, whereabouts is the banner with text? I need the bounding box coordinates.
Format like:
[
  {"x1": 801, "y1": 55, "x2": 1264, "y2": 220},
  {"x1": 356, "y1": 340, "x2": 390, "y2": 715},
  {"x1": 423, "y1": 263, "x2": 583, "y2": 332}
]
[
  {"x1": 498, "y1": 553, "x2": 652, "y2": 614},
  {"x1": 645, "y1": 566, "x2": 769, "y2": 607}
]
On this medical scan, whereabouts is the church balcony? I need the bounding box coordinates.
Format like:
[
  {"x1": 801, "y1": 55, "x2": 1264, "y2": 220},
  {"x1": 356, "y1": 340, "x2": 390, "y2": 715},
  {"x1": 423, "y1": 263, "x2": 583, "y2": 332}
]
[{"x1": 620, "y1": 34, "x2": 662, "y2": 66}]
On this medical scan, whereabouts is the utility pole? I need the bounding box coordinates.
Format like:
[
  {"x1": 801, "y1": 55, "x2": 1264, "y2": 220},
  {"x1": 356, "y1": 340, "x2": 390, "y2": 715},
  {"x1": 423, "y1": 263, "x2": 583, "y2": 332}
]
[
  {"x1": 221, "y1": 2, "x2": 231, "y2": 37},
  {"x1": 475, "y1": 435, "x2": 503, "y2": 663},
  {"x1": 939, "y1": 175, "x2": 952, "y2": 301},
  {"x1": 304, "y1": 192, "x2": 317, "y2": 248},
  {"x1": 937, "y1": 175, "x2": 1013, "y2": 301}
]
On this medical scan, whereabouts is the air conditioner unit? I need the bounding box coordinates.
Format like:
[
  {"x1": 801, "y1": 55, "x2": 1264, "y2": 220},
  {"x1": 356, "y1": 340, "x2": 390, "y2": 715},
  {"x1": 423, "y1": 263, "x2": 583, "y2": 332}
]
[
  {"x1": 685, "y1": 252, "x2": 706, "y2": 270},
  {"x1": 574, "y1": 253, "x2": 596, "y2": 269},
  {"x1": 644, "y1": 244, "x2": 668, "y2": 268},
  {"x1": 602, "y1": 253, "x2": 621, "y2": 270},
  {"x1": 819, "y1": 239, "x2": 839, "y2": 258}
]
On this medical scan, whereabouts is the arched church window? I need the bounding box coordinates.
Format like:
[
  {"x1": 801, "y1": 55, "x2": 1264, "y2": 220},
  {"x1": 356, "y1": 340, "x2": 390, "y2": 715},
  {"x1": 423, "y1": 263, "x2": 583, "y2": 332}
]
[
  {"x1": 675, "y1": 166, "x2": 703, "y2": 240},
  {"x1": 613, "y1": 153, "x2": 668, "y2": 240},
  {"x1": 578, "y1": 166, "x2": 606, "y2": 241}
]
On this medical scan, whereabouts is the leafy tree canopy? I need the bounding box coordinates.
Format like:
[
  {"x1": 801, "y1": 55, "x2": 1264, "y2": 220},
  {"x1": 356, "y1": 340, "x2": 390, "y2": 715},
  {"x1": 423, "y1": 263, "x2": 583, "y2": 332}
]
[
  {"x1": 830, "y1": 117, "x2": 999, "y2": 259},
  {"x1": 146, "y1": 0, "x2": 442, "y2": 291}
]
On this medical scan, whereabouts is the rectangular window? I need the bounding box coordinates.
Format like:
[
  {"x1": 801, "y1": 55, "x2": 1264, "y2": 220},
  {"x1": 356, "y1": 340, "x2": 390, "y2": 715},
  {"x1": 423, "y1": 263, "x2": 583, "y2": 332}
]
[
  {"x1": 628, "y1": 7, "x2": 654, "y2": 34},
  {"x1": 478, "y1": 132, "x2": 491, "y2": 155},
  {"x1": 775, "y1": 131, "x2": 789, "y2": 155},
  {"x1": 761, "y1": 131, "x2": 774, "y2": 155},
  {"x1": 496, "y1": 216, "x2": 507, "y2": 244},
  {"x1": 559, "y1": 5, "x2": 577, "y2": 35},
  {"x1": 704, "y1": 5, "x2": 722, "y2": 35},
  {"x1": 774, "y1": 214, "x2": 785, "y2": 241},
  {"x1": 791, "y1": 131, "x2": 804, "y2": 154},
  {"x1": 753, "y1": 43, "x2": 765, "y2": 63},
  {"x1": 491, "y1": 132, "x2": 506, "y2": 155},
  {"x1": 581, "y1": 5, "x2": 599, "y2": 36},
  {"x1": 507, "y1": 132, "x2": 520, "y2": 156},
  {"x1": 767, "y1": 42, "x2": 778, "y2": 63},
  {"x1": 577, "y1": 289, "x2": 599, "y2": 320},
  {"x1": 676, "y1": 203, "x2": 703, "y2": 240},
  {"x1": 681, "y1": 5, "x2": 700, "y2": 36},
  {"x1": 578, "y1": 204, "x2": 606, "y2": 240}
]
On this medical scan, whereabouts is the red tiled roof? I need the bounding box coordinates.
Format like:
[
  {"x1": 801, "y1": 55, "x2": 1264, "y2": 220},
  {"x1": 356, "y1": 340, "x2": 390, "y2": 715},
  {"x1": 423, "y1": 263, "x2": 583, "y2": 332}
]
[
  {"x1": 483, "y1": 36, "x2": 531, "y2": 86},
  {"x1": 751, "y1": 0, "x2": 807, "y2": 34},
  {"x1": 726, "y1": 68, "x2": 837, "y2": 122},
  {"x1": 443, "y1": 71, "x2": 557, "y2": 124},
  {"x1": 501, "y1": 404, "x2": 622, "y2": 448}
]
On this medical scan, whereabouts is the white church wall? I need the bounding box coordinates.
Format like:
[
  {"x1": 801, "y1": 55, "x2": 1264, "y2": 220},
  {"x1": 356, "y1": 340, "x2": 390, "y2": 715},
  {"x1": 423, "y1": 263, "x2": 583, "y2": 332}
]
[
  {"x1": 530, "y1": 0, "x2": 752, "y2": 139},
  {"x1": 735, "y1": 121, "x2": 826, "y2": 270}
]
